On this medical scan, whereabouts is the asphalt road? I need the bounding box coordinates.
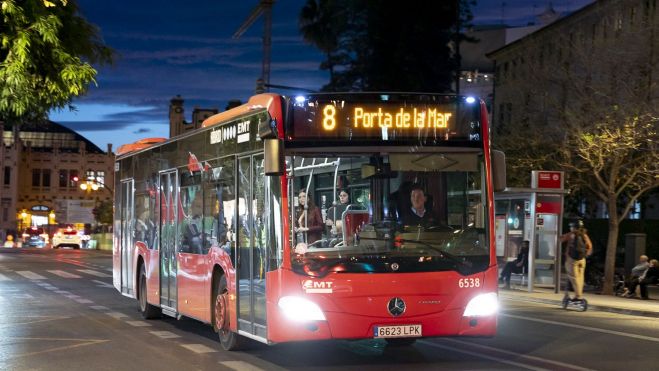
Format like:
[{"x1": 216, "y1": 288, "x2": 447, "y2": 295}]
[{"x1": 1, "y1": 248, "x2": 657, "y2": 371}]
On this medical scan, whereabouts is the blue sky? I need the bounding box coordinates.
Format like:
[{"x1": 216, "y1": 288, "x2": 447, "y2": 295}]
[{"x1": 49, "y1": 0, "x2": 593, "y2": 151}]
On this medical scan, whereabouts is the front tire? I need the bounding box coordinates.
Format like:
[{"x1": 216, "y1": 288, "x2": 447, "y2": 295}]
[
  {"x1": 138, "y1": 264, "x2": 161, "y2": 319},
  {"x1": 213, "y1": 275, "x2": 242, "y2": 351}
]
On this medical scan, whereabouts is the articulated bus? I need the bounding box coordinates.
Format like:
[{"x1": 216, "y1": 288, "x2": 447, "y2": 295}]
[{"x1": 113, "y1": 92, "x2": 506, "y2": 350}]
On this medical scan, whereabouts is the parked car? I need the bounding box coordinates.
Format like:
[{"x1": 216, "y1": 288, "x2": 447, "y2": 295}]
[
  {"x1": 52, "y1": 227, "x2": 82, "y2": 249},
  {"x1": 22, "y1": 227, "x2": 48, "y2": 248}
]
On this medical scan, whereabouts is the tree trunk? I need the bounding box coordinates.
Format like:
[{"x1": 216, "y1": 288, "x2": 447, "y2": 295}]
[{"x1": 601, "y1": 198, "x2": 619, "y2": 295}]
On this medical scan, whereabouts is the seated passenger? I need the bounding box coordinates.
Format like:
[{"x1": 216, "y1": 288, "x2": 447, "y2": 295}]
[
  {"x1": 325, "y1": 189, "x2": 350, "y2": 234},
  {"x1": 399, "y1": 185, "x2": 435, "y2": 226},
  {"x1": 295, "y1": 190, "x2": 323, "y2": 244},
  {"x1": 627, "y1": 259, "x2": 658, "y2": 300},
  {"x1": 499, "y1": 240, "x2": 529, "y2": 289}
]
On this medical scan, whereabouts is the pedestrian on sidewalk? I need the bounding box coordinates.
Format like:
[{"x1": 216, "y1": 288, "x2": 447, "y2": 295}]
[
  {"x1": 627, "y1": 259, "x2": 658, "y2": 300},
  {"x1": 623, "y1": 255, "x2": 650, "y2": 298},
  {"x1": 499, "y1": 240, "x2": 529, "y2": 289},
  {"x1": 560, "y1": 220, "x2": 592, "y2": 301}
]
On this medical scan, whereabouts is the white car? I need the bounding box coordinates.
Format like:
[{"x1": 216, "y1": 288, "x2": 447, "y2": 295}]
[{"x1": 52, "y1": 228, "x2": 82, "y2": 249}]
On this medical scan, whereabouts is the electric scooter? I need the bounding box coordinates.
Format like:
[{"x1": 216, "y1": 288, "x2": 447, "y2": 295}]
[{"x1": 561, "y1": 289, "x2": 588, "y2": 312}]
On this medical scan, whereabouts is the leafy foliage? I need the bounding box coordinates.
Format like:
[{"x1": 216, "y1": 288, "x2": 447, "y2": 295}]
[
  {"x1": 0, "y1": 0, "x2": 112, "y2": 122},
  {"x1": 299, "y1": 0, "x2": 474, "y2": 92},
  {"x1": 93, "y1": 199, "x2": 113, "y2": 226},
  {"x1": 491, "y1": 9, "x2": 658, "y2": 294}
]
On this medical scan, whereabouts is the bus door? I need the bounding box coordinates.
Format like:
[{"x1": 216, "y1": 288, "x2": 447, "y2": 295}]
[
  {"x1": 159, "y1": 169, "x2": 178, "y2": 312},
  {"x1": 119, "y1": 179, "x2": 135, "y2": 295},
  {"x1": 236, "y1": 154, "x2": 267, "y2": 339}
]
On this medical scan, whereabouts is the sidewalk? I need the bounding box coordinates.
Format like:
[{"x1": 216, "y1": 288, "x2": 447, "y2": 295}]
[{"x1": 499, "y1": 287, "x2": 659, "y2": 318}]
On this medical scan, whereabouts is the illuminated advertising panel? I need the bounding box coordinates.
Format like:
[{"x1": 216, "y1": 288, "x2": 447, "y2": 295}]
[{"x1": 288, "y1": 93, "x2": 482, "y2": 145}]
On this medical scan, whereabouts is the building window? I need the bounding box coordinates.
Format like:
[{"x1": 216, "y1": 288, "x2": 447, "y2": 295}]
[
  {"x1": 629, "y1": 201, "x2": 641, "y2": 220},
  {"x1": 3, "y1": 166, "x2": 9, "y2": 185},
  {"x1": 69, "y1": 170, "x2": 79, "y2": 188},
  {"x1": 96, "y1": 171, "x2": 106, "y2": 188},
  {"x1": 42, "y1": 169, "x2": 51, "y2": 188},
  {"x1": 32, "y1": 169, "x2": 41, "y2": 187},
  {"x1": 59, "y1": 169, "x2": 68, "y2": 187}
]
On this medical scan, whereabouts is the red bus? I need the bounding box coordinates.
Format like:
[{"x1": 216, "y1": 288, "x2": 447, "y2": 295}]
[{"x1": 113, "y1": 92, "x2": 506, "y2": 350}]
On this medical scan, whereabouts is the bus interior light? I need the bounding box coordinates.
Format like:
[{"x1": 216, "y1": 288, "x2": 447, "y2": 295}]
[
  {"x1": 463, "y1": 292, "x2": 498, "y2": 317},
  {"x1": 295, "y1": 95, "x2": 306, "y2": 104},
  {"x1": 465, "y1": 96, "x2": 476, "y2": 104},
  {"x1": 278, "y1": 296, "x2": 326, "y2": 322}
]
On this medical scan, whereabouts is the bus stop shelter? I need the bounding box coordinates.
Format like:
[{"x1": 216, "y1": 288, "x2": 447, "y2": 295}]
[{"x1": 494, "y1": 171, "x2": 568, "y2": 293}]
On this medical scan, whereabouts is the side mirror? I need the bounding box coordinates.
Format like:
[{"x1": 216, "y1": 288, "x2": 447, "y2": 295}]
[
  {"x1": 492, "y1": 150, "x2": 506, "y2": 192},
  {"x1": 264, "y1": 139, "x2": 284, "y2": 175}
]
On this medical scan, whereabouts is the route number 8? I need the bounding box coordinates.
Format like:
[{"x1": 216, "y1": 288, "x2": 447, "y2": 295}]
[{"x1": 322, "y1": 105, "x2": 336, "y2": 130}]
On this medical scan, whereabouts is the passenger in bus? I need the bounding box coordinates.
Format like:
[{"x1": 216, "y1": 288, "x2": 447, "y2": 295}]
[
  {"x1": 295, "y1": 190, "x2": 323, "y2": 244},
  {"x1": 399, "y1": 185, "x2": 435, "y2": 226},
  {"x1": 325, "y1": 189, "x2": 350, "y2": 235}
]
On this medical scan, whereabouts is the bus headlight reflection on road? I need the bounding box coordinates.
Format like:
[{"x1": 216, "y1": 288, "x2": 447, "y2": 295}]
[
  {"x1": 463, "y1": 292, "x2": 498, "y2": 317},
  {"x1": 278, "y1": 296, "x2": 326, "y2": 322}
]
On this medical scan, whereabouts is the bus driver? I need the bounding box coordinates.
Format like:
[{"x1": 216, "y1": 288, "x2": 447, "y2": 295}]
[{"x1": 400, "y1": 185, "x2": 434, "y2": 226}]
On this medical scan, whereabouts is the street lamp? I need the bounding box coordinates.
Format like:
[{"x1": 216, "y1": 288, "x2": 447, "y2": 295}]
[
  {"x1": 19, "y1": 210, "x2": 28, "y2": 233},
  {"x1": 80, "y1": 174, "x2": 113, "y2": 194}
]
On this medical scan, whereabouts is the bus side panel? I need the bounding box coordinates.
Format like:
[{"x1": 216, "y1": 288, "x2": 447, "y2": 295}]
[
  {"x1": 177, "y1": 252, "x2": 209, "y2": 321},
  {"x1": 146, "y1": 248, "x2": 160, "y2": 307}
]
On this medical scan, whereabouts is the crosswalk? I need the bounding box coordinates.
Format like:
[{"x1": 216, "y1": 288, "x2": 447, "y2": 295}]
[{"x1": 0, "y1": 268, "x2": 112, "y2": 283}]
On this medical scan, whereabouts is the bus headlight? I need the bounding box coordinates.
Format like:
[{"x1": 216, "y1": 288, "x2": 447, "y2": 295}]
[
  {"x1": 463, "y1": 292, "x2": 498, "y2": 317},
  {"x1": 278, "y1": 296, "x2": 326, "y2": 321}
]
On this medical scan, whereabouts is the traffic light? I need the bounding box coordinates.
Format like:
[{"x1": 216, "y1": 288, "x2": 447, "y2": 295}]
[{"x1": 71, "y1": 175, "x2": 79, "y2": 182}]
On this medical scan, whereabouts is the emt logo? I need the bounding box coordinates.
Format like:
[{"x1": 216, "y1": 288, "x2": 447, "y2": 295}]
[{"x1": 302, "y1": 280, "x2": 334, "y2": 294}]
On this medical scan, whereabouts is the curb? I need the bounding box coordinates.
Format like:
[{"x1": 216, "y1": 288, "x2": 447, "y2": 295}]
[{"x1": 500, "y1": 293, "x2": 659, "y2": 318}]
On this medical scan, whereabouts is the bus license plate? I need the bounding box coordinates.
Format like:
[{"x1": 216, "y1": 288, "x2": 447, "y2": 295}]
[{"x1": 374, "y1": 324, "x2": 421, "y2": 338}]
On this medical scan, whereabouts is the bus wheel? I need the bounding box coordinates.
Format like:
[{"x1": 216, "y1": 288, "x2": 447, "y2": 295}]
[
  {"x1": 385, "y1": 338, "x2": 417, "y2": 346},
  {"x1": 138, "y1": 264, "x2": 160, "y2": 319},
  {"x1": 213, "y1": 275, "x2": 242, "y2": 351}
]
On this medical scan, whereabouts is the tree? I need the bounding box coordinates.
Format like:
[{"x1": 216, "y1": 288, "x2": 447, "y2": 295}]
[
  {"x1": 299, "y1": 0, "x2": 474, "y2": 92},
  {"x1": 491, "y1": 2, "x2": 658, "y2": 294},
  {"x1": 93, "y1": 199, "x2": 113, "y2": 226},
  {"x1": 0, "y1": 0, "x2": 113, "y2": 123}
]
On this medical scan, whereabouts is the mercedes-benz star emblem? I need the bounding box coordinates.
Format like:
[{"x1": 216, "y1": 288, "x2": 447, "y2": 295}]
[
  {"x1": 391, "y1": 262, "x2": 400, "y2": 271},
  {"x1": 387, "y1": 297, "x2": 406, "y2": 317}
]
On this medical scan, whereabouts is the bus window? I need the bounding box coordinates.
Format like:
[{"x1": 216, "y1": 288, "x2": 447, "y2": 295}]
[{"x1": 288, "y1": 153, "x2": 488, "y2": 276}]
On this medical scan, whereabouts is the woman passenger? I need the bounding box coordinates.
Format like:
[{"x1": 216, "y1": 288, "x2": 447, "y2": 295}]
[{"x1": 295, "y1": 190, "x2": 324, "y2": 244}]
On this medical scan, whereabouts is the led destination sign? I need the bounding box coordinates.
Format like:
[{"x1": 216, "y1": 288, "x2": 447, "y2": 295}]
[
  {"x1": 290, "y1": 94, "x2": 481, "y2": 143},
  {"x1": 323, "y1": 105, "x2": 452, "y2": 131}
]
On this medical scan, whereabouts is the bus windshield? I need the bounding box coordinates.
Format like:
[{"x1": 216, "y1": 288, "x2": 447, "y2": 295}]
[{"x1": 288, "y1": 152, "x2": 489, "y2": 277}]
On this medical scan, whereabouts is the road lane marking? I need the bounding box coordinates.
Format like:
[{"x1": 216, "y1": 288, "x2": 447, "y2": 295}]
[
  {"x1": 90, "y1": 305, "x2": 109, "y2": 311},
  {"x1": 16, "y1": 271, "x2": 46, "y2": 280},
  {"x1": 441, "y1": 338, "x2": 596, "y2": 371},
  {"x1": 501, "y1": 313, "x2": 659, "y2": 343},
  {"x1": 43, "y1": 286, "x2": 58, "y2": 290},
  {"x1": 0, "y1": 273, "x2": 13, "y2": 281},
  {"x1": 126, "y1": 321, "x2": 152, "y2": 327},
  {"x1": 180, "y1": 343, "x2": 217, "y2": 353},
  {"x1": 47, "y1": 270, "x2": 82, "y2": 278},
  {"x1": 419, "y1": 340, "x2": 549, "y2": 370},
  {"x1": 77, "y1": 269, "x2": 111, "y2": 278},
  {"x1": 55, "y1": 290, "x2": 71, "y2": 294},
  {"x1": 150, "y1": 331, "x2": 180, "y2": 339},
  {"x1": 6, "y1": 338, "x2": 109, "y2": 359},
  {"x1": 75, "y1": 298, "x2": 94, "y2": 304},
  {"x1": 65, "y1": 294, "x2": 81, "y2": 299},
  {"x1": 106, "y1": 312, "x2": 129, "y2": 319},
  {"x1": 219, "y1": 361, "x2": 265, "y2": 371},
  {"x1": 92, "y1": 279, "x2": 114, "y2": 288}
]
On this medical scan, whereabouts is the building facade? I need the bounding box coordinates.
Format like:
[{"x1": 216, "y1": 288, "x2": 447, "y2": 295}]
[
  {"x1": 488, "y1": 0, "x2": 658, "y2": 218},
  {"x1": 169, "y1": 95, "x2": 218, "y2": 137},
  {"x1": 0, "y1": 121, "x2": 114, "y2": 242}
]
